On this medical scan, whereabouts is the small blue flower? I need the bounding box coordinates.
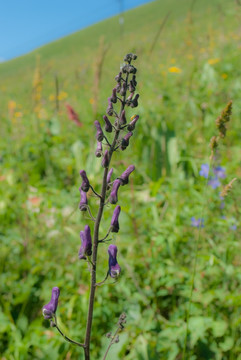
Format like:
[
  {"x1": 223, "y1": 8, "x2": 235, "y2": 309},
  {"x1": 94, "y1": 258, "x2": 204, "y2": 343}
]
[
  {"x1": 213, "y1": 166, "x2": 226, "y2": 179},
  {"x1": 191, "y1": 217, "x2": 204, "y2": 228},
  {"x1": 199, "y1": 164, "x2": 209, "y2": 179},
  {"x1": 208, "y1": 177, "x2": 221, "y2": 189}
]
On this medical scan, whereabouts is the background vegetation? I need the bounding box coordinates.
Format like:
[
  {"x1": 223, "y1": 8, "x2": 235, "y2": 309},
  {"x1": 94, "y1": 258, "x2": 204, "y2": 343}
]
[{"x1": 0, "y1": 0, "x2": 240, "y2": 358}]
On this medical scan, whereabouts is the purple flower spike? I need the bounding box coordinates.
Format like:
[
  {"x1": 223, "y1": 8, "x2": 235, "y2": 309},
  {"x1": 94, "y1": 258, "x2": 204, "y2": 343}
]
[
  {"x1": 191, "y1": 217, "x2": 204, "y2": 228},
  {"x1": 110, "y1": 88, "x2": 117, "y2": 103},
  {"x1": 108, "y1": 244, "x2": 121, "y2": 278},
  {"x1": 95, "y1": 141, "x2": 102, "y2": 158},
  {"x1": 199, "y1": 164, "x2": 209, "y2": 179},
  {"x1": 103, "y1": 115, "x2": 112, "y2": 133},
  {"x1": 109, "y1": 179, "x2": 121, "y2": 204},
  {"x1": 213, "y1": 166, "x2": 226, "y2": 179},
  {"x1": 79, "y1": 225, "x2": 92, "y2": 260},
  {"x1": 208, "y1": 177, "x2": 221, "y2": 189},
  {"x1": 127, "y1": 115, "x2": 139, "y2": 131},
  {"x1": 110, "y1": 205, "x2": 121, "y2": 233},
  {"x1": 107, "y1": 98, "x2": 114, "y2": 116},
  {"x1": 120, "y1": 110, "x2": 126, "y2": 126},
  {"x1": 119, "y1": 165, "x2": 135, "y2": 185},
  {"x1": 42, "y1": 287, "x2": 60, "y2": 320},
  {"x1": 94, "y1": 120, "x2": 104, "y2": 142},
  {"x1": 120, "y1": 132, "x2": 133, "y2": 151},
  {"x1": 79, "y1": 188, "x2": 88, "y2": 211},
  {"x1": 101, "y1": 150, "x2": 110, "y2": 168},
  {"x1": 79, "y1": 170, "x2": 90, "y2": 192}
]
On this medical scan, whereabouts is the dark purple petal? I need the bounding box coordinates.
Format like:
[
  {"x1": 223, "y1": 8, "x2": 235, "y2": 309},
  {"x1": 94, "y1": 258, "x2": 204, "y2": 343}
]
[
  {"x1": 109, "y1": 179, "x2": 121, "y2": 204},
  {"x1": 213, "y1": 166, "x2": 226, "y2": 179},
  {"x1": 103, "y1": 115, "x2": 112, "y2": 133},
  {"x1": 110, "y1": 205, "x2": 121, "y2": 233},
  {"x1": 79, "y1": 170, "x2": 90, "y2": 192},
  {"x1": 108, "y1": 244, "x2": 121, "y2": 278},
  {"x1": 79, "y1": 225, "x2": 92, "y2": 260},
  {"x1": 101, "y1": 150, "x2": 110, "y2": 168},
  {"x1": 119, "y1": 165, "x2": 135, "y2": 185},
  {"x1": 42, "y1": 287, "x2": 60, "y2": 319},
  {"x1": 79, "y1": 188, "x2": 88, "y2": 211},
  {"x1": 95, "y1": 141, "x2": 102, "y2": 158},
  {"x1": 94, "y1": 120, "x2": 104, "y2": 142}
]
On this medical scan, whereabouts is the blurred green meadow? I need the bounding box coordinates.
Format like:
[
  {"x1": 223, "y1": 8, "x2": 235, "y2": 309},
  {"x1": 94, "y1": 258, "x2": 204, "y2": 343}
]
[{"x1": 0, "y1": 0, "x2": 241, "y2": 359}]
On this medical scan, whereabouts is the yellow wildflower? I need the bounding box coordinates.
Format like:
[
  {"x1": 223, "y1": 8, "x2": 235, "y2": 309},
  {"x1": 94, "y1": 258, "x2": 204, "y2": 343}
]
[
  {"x1": 168, "y1": 66, "x2": 182, "y2": 74},
  {"x1": 58, "y1": 91, "x2": 68, "y2": 101},
  {"x1": 221, "y1": 73, "x2": 228, "y2": 79},
  {"x1": 89, "y1": 98, "x2": 95, "y2": 105},
  {"x1": 49, "y1": 94, "x2": 55, "y2": 101},
  {"x1": 208, "y1": 58, "x2": 220, "y2": 65}
]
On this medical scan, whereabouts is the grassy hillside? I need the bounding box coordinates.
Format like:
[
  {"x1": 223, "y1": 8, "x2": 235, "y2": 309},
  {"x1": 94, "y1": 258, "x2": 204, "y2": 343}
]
[{"x1": 0, "y1": 0, "x2": 241, "y2": 359}]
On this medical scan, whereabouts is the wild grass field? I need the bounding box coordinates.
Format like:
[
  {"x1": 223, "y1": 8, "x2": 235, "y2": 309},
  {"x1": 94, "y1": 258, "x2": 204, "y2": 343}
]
[{"x1": 0, "y1": 0, "x2": 241, "y2": 359}]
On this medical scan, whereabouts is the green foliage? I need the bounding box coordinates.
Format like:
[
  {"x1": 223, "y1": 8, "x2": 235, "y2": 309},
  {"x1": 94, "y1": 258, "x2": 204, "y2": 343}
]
[{"x1": 0, "y1": 0, "x2": 241, "y2": 358}]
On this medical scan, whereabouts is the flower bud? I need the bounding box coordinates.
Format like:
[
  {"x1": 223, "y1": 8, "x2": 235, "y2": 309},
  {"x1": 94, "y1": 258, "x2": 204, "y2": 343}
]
[
  {"x1": 110, "y1": 88, "x2": 117, "y2": 103},
  {"x1": 124, "y1": 53, "x2": 137, "y2": 62},
  {"x1": 120, "y1": 132, "x2": 133, "y2": 151},
  {"x1": 79, "y1": 188, "x2": 88, "y2": 211},
  {"x1": 101, "y1": 150, "x2": 110, "y2": 168},
  {"x1": 107, "y1": 97, "x2": 114, "y2": 116},
  {"x1": 103, "y1": 115, "x2": 112, "y2": 133},
  {"x1": 107, "y1": 168, "x2": 113, "y2": 189},
  {"x1": 115, "y1": 72, "x2": 122, "y2": 82},
  {"x1": 42, "y1": 287, "x2": 60, "y2": 320},
  {"x1": 110, "y1": 205, "x2": 121, "y2": 233},
  {"x1": 119, "y1": 165, "x2": 135, "y2": 185},
  {"x1": 79, "y1": 225, "x2": 92, "y2": 260},
  {"x1": 95, "y1": 141, "x2": 102, "y2": 158},
  {"x1": 130, "y1": 94, "x2": 139, "y2": 108},
  {"x1": 122, "y1": 64, "x2": 137, "y2": 74},
  {"x1": 119, "y1": 82, "x2": 127, "y2": 96},
  {"x1": 79, "y1": 170, "x2": 90, "y2": 192},
  {"x1": 128, "y1": 80, "x2": 135, "y2": 93},
  {"x1": 127, "y1": 115, "x2": 139, "y2": 131},
  {"x1": 115, "y1": 82, "x2": 121, "y2": 93},
  {"x1": 94, "y1": 120, "x2": 104, "y2": 142},
  {"x1": 132, "y1": 75, "x2": 137, "y2": 87},
  {"x1": 108, "y1": 244, "x2": 121, "y2": 278},
  {"x1": 126, "y1": 92, "x2": 134, "y2": 106},
  {"x1": 119, "y1": 110, "x2": 126, "y2": 126},
  {"x1": 109, "y1": 179, "x2": 121, "y2": 204}
]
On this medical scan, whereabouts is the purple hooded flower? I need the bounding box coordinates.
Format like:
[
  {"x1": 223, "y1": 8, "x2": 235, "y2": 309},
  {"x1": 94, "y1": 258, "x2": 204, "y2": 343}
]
[
  {"x1": 110, "y1": 205, "x2": 121, "y2": 233},
  {"x1": 191, "y1": 217, "x2": 204, "y2": 228},
  {"x1": 119, "y1": 82, "x2": 127, "y2": 96},
  {"x1": 119, "y1": 165, "x2": 135, "y2": 185},
  {"x1": 213, "y1": 166, "x2": 226, "y2": 179},
  {"x1": 79, "y1": 188, "x2": 88, "y2": 211},
  {"x1": 115, "y1": 72, "x2": 122, "y2": 83},
  {"x1": 110, "y1": 88, "x2": 117, "y2": 103},
  {"x1": 101, "y1": 150, "x2": 110, "y2": 168},
  {"x1": 109, "y1": 179, "x2": 121, "y2": 204},
  {"x1": 127, "y1": 115, "x2": 139, "y2": 131},
  {"x1": 199, "y1": 164, "x2": 209, "y2": 179},
  {"x1": 107, "y1": 97, "x2": 114, "y2": 116},
  {"x1": 79, "y1": 225, "x2": 92, "y2": 260},
  {"x1": 103, "y1": 115, "x2": 112, "y2": 133},
  {"x1": 42, "y1": 287, "x2": 60, "y2": 320},
  {"x1": 130, "y1": 94, "x2": 139, "y2": 108},
  {"x1": 208, "y1": 177, "x2": 221, "y2": 189},
  {"x1": 119, "y1": 110, "x2": 126, "y2": 126},
  {"x1": 94, "y1": 120, "x2": 104, "y2": 142},
  {"x1": 95, "y1": 141, "x2": 102, "y2": 158},
  {"x1": 79, "y1": 170, "x2": 90, "y2": 192},
  {"x1": 120, "y1": 132, "x2": 133, "y2": 151},
  {"x1": 107, "y1": 168, "x2": 113, "y2": 190},
  {"x1": 108, "y1": 244, "x2": 121, "y2": 278}
]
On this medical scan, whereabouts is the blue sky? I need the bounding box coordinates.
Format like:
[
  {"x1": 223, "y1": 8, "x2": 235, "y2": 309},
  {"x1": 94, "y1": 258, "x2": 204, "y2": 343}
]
[{"x1": 0, "y1": 0, "x2": 153, "y2": 61}]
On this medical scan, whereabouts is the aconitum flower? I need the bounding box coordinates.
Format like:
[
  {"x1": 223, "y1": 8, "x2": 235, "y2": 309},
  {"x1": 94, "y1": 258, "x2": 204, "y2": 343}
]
[
  {"x1": 95, "y1": 142, "x2": 102, "y2": 158},
  {"x1": 79, "y1": 225, "x2": 92, "y2": 260},
  {"x1": 119, "y1": 165, "x2": 135, "y2": 185},
  {"x1": 110, "y1": 206, "x2": 121, "y2": 233},
  {"x1": 79, "y1": 170, "x2": 90, "y2": 192},
  {"x1": 130, "y1": 94, "x2": 139, "y2": 108},
  {"x1": 120, "y1": 132, "x2": 133, "y2": 151},
  {"x1": 127, "y1": 115, "x2": 139, "y2": 131},
  {"x1": 42, "y1": 287, "x2": 60, "y2": 320},
  {"x1": 103, "y1": 115, "x2": 112, "y2": 133},
  {"x1": 110, "y1": 88, "x2": 117, "y2": 103},
  {"x1": 101, "y1": 150, "x2": 109, "y2": 168},
  {"x1": 109, "y1": 179, "x2": 121, "y2": 204},
  {"x1": 199, "y1": 164, "x2": 209, "y2": 179},
  {"x1": 191, "y1": 217, "x2": 204, "y2": 228},
  {"x1": 94, "y1": 121, "x2": 104, "y2": 142},
  {"x1": 119, "y1": 110, "x2": 126, "y2": 126},
  {"x1": 79, "y1": 188, "x2": 88, "y2": 211},
  {"x1": 107, "y1": 98, "x2": 114, "y2": 116},
  {"x1": 108, "y1": 244, "x2": 121, "y2": 278},
  {"x1": 208, "y1": 177, "x2": 221, "y2": 189},
  {"x1": 213, "y1": 166, "x2": 226, "y2": 179}
]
